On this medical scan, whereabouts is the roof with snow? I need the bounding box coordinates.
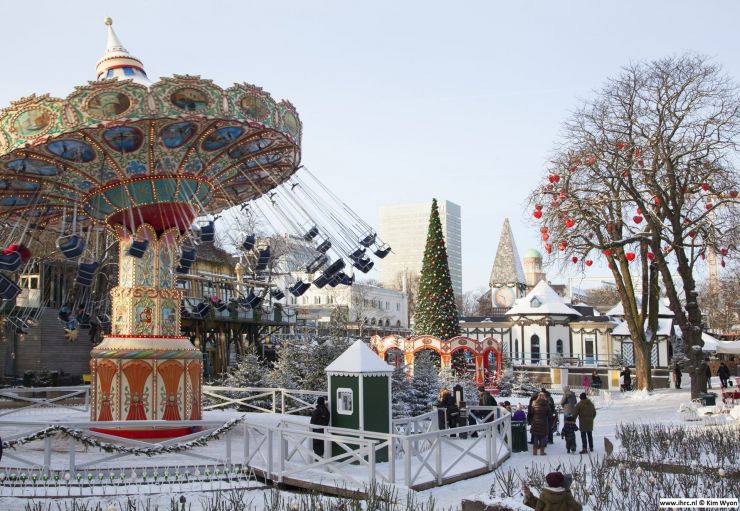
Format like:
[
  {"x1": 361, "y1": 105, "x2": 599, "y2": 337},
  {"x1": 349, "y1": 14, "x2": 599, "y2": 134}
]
[
  {"x1": 489, "y1": 218, "x2": 526, "y2": 288},
  {"x1": 701, "y1": 332, "x2": 740, "y2": 354},
  {"x1": 605, "y1": 299, "x2": 674, "y2": 318},
  {"x1": 506, "y1": 281, "x2": 581, "y2": 316},
  {"x1": 325, "y1": 339, "x2": 395, "y2": 376},
  {"x1": 611, "y1": 318, "x2": 675, "y2": 337}
]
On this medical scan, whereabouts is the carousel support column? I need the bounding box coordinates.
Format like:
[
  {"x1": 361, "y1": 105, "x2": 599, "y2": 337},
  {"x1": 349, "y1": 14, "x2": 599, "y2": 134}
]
[
  {"x1": 440, "y1": 353, "x2": 452, "y2": 373},
  {"x1": 475, "y1": 354, "x2": 485, "y2": 385}
]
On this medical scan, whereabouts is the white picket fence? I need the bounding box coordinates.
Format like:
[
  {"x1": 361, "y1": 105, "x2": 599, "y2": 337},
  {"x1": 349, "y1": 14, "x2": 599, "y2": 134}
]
[{"x1": 0, "y1": 386, "x2": 511, "y2": 494}]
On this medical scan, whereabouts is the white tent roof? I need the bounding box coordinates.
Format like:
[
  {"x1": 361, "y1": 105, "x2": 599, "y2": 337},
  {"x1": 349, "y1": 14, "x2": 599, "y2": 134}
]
[
  {"x1": 701, "y1": 332, "x2": 740, "y2": 354},
  {"x1": 325, "y1": 339, "x2": 395, "y2": 376},
  {"x1": 611, "y1": 318, "x2": 675, "y2": 337},
  {"x1": 507, "y1": 280, "x2": 581, "y2": 316},
  {"x1": 605, "y1": 299, "x2": 673, "y2": 318}
]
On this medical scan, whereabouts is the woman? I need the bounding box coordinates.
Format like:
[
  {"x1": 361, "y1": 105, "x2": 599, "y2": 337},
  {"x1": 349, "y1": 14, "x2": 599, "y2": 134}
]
[
  {"x1": 523, "y1": 471, "x2": 582, "y2": 510},
  {"x1": 591, "y1": 370, "x2": 602, "y2": 390},
  {"x1": 581, "y1": 375, "x2": 591, "y2": 394},
  {"x1": 530, "y1": 393, "x2": 551, "y2": 455},
  {"x1": 310, "y1": 396, "x2": 331, "y2": 457},
  {"x1": 620, "y1": 366, "x2": 632, "y2": 392},
  {"x1": 435, "y1": 388, "x2": 459, "y2": 429}
]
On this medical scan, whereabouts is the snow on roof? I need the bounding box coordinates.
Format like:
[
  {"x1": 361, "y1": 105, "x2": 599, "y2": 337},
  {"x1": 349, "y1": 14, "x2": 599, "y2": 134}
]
[
  {"x1": 325, "y1": 339, "x2": 395, "y2": 376},
  {"x1": 506, "y1": 281, "x2": 581, "y2": 316},
  {"x1": 605, "y1": 299, "x2": 673, "y2": 318},
  {"x1": 611, "y1": 318, "x2": 675, "y2": 337},
  {"x1": 701, "y1": 332, "x2": 740, "y2": 354}
]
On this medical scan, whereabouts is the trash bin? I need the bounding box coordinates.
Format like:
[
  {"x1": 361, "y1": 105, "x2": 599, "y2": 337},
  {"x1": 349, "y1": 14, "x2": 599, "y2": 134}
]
[
  {"x1": 700, "y1": 393, "x2": 717, "y2": 406},
  {"x1": 511, "y1": 421, "x2": 528, "y2": 453},
  {"x1": 22, "y1": 370, "x2": 34, "y2": 387}
]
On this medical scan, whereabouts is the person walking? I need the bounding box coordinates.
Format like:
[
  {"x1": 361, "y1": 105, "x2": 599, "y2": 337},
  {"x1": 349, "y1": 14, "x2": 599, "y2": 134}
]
[
  {"x1": 543, "y1": 389, "x2": 556, "y2": 444},
  {"x1": 310, "y1": 396, "x2": 331, "y2": 457},
  {"x1": 705, "y1": 363, "x2": 713, "y2": 389},
  {"x1": 674, "y1": 364, "x2": 682, "y2": 389},
  {"x1": 560, "y1": 386, "x2": 577, "y2": 416},
  {"x1": 581, "y1": 375, "x2": 591, "y2": 395},
  {"x1": 591, "y1": 371, "x2": 602, "y2": 391},
  {"x1": 620, "y1": 366, "x2": 632, "y2": 392},
  {"x1": 718, "y1": 362, "x2": 731, "y2": 389},
  {"x1": 530, "y1": 392, "x2": 551, "y2": 455},
  {"x1": 523, "y1": 471, "x2": 582, "y2": 510},
  {"x1": 527, "y1": 393, "x2": 538, "y2": 444},
  {"x1": 477, "y1": 385, "x2": 497, "y2": 423},
  {"x1": 573, "y1": 392, "x2": 596, "y2": 454},
  {"x1": 436, "y1": 388, "x2": 459, "y2": 430}
]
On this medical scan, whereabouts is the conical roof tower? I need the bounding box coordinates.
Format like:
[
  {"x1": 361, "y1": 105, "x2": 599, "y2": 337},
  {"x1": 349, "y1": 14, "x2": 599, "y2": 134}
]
[
  {"x1": 489, "y1": 218, "x2": 526, "y2": 289},
  {"x1": 95, "y1": 17, "x2": 152, "y2": 86}
]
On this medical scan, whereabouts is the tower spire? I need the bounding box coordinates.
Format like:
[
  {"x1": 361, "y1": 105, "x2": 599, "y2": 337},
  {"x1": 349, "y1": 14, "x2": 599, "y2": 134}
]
[{"x1": 95, "y1": 18, "x2": 152, "y2": 86}]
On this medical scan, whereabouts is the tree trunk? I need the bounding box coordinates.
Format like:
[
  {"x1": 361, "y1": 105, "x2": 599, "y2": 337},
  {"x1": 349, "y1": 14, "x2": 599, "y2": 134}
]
[{"x1": 632, "y1": 340, "x2": 653, "y2": 391}]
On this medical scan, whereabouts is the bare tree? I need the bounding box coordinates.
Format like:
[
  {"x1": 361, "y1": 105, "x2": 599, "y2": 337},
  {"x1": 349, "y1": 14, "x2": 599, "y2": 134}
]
[
  {"x1": 461, "y1": 287, "x2": 488, "y2": 316},
  {"x1": 698, "y1": 265, "x2": 740, "y2": 332},
  {"x1": 530, "y1": 55, "x2": 740, "y2": 397},
  {"x1": 582, "y1": 285, "x2": 622, "y2": 309},
  {"x1": 392, "y1": 270, "x2": 419, "y2": 327}
]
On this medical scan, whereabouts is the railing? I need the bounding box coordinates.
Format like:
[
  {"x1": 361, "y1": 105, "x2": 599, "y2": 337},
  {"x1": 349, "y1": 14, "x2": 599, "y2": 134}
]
[
  {"x1": 0, "y1": 386, "x2": 90, "y2": 417},
  {"x1": 512, "y1": 352, "x2": 612, "y2": 367},
  {"x1": 202, "y1": 386, "x2": 327, "y2": 415}
]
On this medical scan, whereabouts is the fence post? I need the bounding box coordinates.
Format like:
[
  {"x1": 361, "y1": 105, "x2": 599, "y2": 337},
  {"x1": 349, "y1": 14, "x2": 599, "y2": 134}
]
[
  {"x1": 68, "y1": 436, "x2": 76, "y2": 476},
  {"x1": 281, "y1": 390, "x2": 286, "y2": 415},
  {"x1": 243, "y1": 422, "x2": 249, "y2": 463},
  {"x1": 403, "y1": 437, "x2": 411, "y2": 487},
  {"x1": 388, "y1": 436, "x2": 395, "y2": 483},
  {"x1": 43, "y1": 435, "x2": 52, "y2": 473},
  {"x1": 225, "y1": 431, "x2": 232, "y2": 468},
  {"x1": 267, "y1": 429, "x2": 274, "y2": 480},
  {"x1": 84, "y1": 387, "x2": 90, "y2": 412},
  {"x1": 436, "y1": 433, "x2": 442, "y2": 485},
  {"x1": 277, "y1": 429, "x2": 285, "y2": 482},
  {"x1": 486, "y1": 423, "x2": 493, "y2": 469},
  {"x1": 368, "y1": 442, "x2": 376, "y2": 486},
  {"x1": 491, "y1": 421, "x2": 498, "y2": 469}
]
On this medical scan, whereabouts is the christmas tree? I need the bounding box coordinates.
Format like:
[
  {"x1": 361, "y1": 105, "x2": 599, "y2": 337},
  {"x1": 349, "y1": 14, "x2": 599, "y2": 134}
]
[
  {"x1": 413, "y1": 199, "x2": 459, "y2": 340},
  {"x1": 222, "y1": 347, "x2": 266, "y2": 388},
  {"x1": 409, "y1": 351, "x2": 442, "y2": 416},
  {"x1": 391, "y1": 365, "x2": 414, "y2": 418}
]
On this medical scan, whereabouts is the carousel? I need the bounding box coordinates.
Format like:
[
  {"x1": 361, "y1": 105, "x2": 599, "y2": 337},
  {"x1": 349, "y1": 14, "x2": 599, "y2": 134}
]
[{"x1": 0, "y1": 20, "x2": 389, "y2": 435}]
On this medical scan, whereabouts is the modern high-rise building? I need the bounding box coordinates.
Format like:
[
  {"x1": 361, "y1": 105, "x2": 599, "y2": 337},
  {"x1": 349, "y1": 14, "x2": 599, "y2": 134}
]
[{"x1": 378, "y1": 200, "x2": 462, "y2": 299}]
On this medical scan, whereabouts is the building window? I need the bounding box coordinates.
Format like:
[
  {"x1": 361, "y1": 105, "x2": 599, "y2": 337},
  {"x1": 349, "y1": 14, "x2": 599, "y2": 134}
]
[
  {"x1": 314, "y1": 296, "x2": 321, "y2": 305},
  {"x1": 556, "y1": 339, "x2": 563, "y2": 355},
  {"x1": 396, "y1": 303, "x2": 400, "y2": 311},
  {"x1": 396, "y1": 320, "x2": 401, "y2": 327},
  {"x1": 515, "y1": 339, "x2": 519, "y2": 360},
  {"x1": 336, "y1": 388, "x2": 353, "y2": 415},
  {"x1": 531, "y1": 335, "x2": 540, "y2": 363}
]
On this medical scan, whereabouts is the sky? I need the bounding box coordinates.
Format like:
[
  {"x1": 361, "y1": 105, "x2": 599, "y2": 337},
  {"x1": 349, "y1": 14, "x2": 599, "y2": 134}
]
[{"x1": 0, "y1": 0, "x2": 738, "y2": 294}]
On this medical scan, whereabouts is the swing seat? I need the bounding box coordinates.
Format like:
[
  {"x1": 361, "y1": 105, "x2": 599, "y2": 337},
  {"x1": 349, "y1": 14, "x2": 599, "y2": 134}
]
[
  {"x1": 327, "y1": 274, "x2": 342, "y2": 287},
  {"x1": 241, "y1": 234, "x2": 256, "y2": 251},
  {"x1": 244, "y1": 292, "x2": 263, "y2": 309},
  {"x1": 255, "y1": 246, "x2": 271, "y2": 272},
  {"x1": 359, "y1": 233, "x2": 377, "y2": 248},
  {"x1": 127, "y1": 239, "x2": 149, "y2": 258},
  {"x1": 289, "y1": 280, "x2": 311, "y2": 297},
  {"x1": 303, "y1": 226, "x2": 319, "y2": 242},
  {"x1": 349, "y1": 248, "x2": 366, "y2": 261},
  {"x1": 2, "y1": 244, "x2": 30, "y2": 262},
  {"x1": 214, "y1": 300, "x2": 228, "y2": 313},
  {"x1": 78, "y1": 313, "x2": 91, "y2": 329},
  {"x1": 192, "y1": 302, "x2": 211, "y2": 319},
  {"x1": 323, "y1": 258, "x2": 346, "y2": 277},
  {"x1": 339, "y1": 273, "x2": 354, "y2": 286},
  {"x1": 353, "y1": 257, "x2": 374, "y2": 273},
  {"x1": 271, "y1": 288, "x2": 285, "y2": 301},
  {"x1": 57, "y1": 235, "x2": 86, "y2": 259},
  {"x1": 76, "y1": 261, "x2": 100, "y2": 287},
  {"x1": 0, "y1": 252, "x2": 22, "y2": 272},
  {"x1": 0, "y1": 274, "x2": 21, "y2": 300},
  {"x1": 176, "y1": 265, "x2": 190, "y2": 274},
  {"x1": 374, "y1": 245, "x2": 391, "y2": 259},
  {"x1": 306, "y1": 254, "x2": 328, "y2": 274},
  {"x1": 180, "y1": 304, "x2": 191, "y2": 319},
  {"x1": 316, "y1": 239, "x2": 332, "y2": 254},
  {"x1": 199, "y1": 221, "x2": 216, "y2": 243},
  {"x1": 179, "y1": 248, "x2": 197, "y2": 269}
]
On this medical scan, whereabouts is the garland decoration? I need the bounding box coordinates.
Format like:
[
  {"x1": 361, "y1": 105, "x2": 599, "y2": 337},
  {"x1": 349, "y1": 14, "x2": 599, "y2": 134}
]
[{"x1": 2, "y1": 417, "x2": 245, "y2": 456}]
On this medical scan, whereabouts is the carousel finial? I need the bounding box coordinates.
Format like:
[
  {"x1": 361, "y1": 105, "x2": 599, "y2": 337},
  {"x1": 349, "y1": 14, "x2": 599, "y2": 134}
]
[{"x1": 95, "y1": 19, "x2": 152, "y2": 86}]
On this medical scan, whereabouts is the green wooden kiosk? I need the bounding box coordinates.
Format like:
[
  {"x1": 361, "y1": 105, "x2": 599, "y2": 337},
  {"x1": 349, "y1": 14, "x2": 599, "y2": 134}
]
[{"x1": 325, "y1": 339, "x2": 394, "y2": 462}]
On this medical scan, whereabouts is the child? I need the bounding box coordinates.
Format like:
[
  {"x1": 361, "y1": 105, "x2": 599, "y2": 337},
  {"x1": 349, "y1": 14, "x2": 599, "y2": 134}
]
[{"x1": 561, "y1": 414, "x2": 578, "y2": 453}]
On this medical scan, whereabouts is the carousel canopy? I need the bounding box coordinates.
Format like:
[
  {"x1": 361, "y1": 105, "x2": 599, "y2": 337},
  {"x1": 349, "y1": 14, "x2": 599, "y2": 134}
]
[{"x1": 0, "y1": 19, "x2": 301, "y2": 232}]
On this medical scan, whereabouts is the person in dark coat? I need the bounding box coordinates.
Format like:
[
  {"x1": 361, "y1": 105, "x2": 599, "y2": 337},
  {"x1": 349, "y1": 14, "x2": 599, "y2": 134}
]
[
  {"x1": 530, "y1": 393, "x2": 551, "y2": 455},
  {"x1": 573, "y1": 392, "x2": 596, "y2": 453},
  {"x1": 523, "y1": 471, "x2": 582, "y2": 510},
  {"x1": 436, "y1": 388, "x2": 459, "y2": 429},
  {"x1": 527, "y1": 392, "x2": 539, "y2": 444},
  {"x1": 477, "y1": 385, "x2": 497, "y2": 423},
  {"x1": 543, "y1": 389, "x2": 556, "y2": 444},
  {"x1": 591, "y1": 370, "x2": 602, "y2": 390},
  {"x1": 718, "y1": 363, "x2": 731, "y2": 389},
  {"x1": 620, "y1": 367, "x2": 632, "y2": 392},
  {"x1": 310, "y1": 396, "x2": 330, "y2": 457},
  {"x1": 674, "y1": 364, "x2": 682, "y2": 389},
  {"x1": 705, "y1": 363, "x2": 713, "y2": 389},
  {"x1": 561, "y1": 414, "x2": 578, "y2": 453}
]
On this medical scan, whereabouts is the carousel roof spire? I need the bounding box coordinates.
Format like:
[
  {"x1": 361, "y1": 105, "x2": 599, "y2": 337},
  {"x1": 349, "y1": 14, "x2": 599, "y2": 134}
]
[{"x1": 95, "y1": 17, "x2": 152, "y2": 86}]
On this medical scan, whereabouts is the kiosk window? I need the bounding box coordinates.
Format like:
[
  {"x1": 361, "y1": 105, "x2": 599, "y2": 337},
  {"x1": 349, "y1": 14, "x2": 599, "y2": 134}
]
[{"x1": 336, "y1": 388, "x2": 353, "y2": 415}]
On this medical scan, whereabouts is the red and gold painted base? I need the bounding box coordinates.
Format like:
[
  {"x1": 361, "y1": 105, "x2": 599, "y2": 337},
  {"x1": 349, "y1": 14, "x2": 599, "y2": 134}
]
[{"x1": 90, "y1": 336, "x2": 203, "y2": 429}]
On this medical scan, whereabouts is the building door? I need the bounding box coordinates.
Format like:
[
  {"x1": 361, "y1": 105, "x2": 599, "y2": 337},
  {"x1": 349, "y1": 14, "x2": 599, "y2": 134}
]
[
  {"x1": 531, "y1": 335, "x2": 540, "y2": 364},
  {"x1": 584, "y1": 338, "x2": 594, "y2": 365}
]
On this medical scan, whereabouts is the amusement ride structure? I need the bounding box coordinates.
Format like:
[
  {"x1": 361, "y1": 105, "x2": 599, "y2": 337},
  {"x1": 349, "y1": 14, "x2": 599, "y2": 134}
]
[{"x1": 0, "y1": 20, "x2": 389, "y2": 433}]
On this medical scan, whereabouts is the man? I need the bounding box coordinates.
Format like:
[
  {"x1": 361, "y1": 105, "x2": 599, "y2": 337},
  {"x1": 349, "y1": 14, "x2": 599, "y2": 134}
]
[
  {"x1": 309, "y1": 396, "x2": 330, "y2": 457},
  {"x1": 718, "y1": 362, "x2": 731, "y2": 389},
  {"x1": 560, "y1": 386, "x2": 577, "y2": 415},
  {"x1": 572, "y1": 392, "x2": 596, "y2": 454},
  {"x1": 674, "y1": 364, "x2": 682, "y2": 390},
  {"x1": 543, "y1": 389, "x2": 556, "y2": 444},
  {"x1": 705, "y1": 362, "x2": 712, "y2": 389}
]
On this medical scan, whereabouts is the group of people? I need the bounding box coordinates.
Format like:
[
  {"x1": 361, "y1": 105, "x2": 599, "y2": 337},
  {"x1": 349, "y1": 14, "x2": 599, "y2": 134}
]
[
  {"x1": 673, "y1": 361, "x2": 733, "y2": 390},
  {"x1": 524, "y1": 387, "x2": 596, "y2": 456},
  {"x1": 435, "y1": 385, "x2": 499, "y2": 430}
]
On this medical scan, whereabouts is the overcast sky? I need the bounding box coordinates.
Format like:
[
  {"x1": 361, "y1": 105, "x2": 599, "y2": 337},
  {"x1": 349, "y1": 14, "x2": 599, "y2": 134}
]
[{"x1": 1, "y1": 0, "x2": 737, "y2": 293}]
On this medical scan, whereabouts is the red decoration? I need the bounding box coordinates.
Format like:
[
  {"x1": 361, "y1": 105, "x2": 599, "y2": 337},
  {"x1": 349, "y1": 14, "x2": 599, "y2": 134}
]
[
  {"x1": 565, "y1": 218, "x2": 575, "y2": 228},
  {"x1": 558, "y1": 240, "x2": 568, "y2": 251},
  {"x1": 634, "y1": 148, "x2": 641, "y2": 157},
  {"x1": 533, "y1": 210, "x2": 542, "y2": 219},
  {"x1": 585, "y1": 259, "x2": 593, "y2": 266},
  {"x1": 559, "y1": 191, "x2": 566, "y2": 200},
  {"x1": 702, "y1": 183, "x2": 709, "y2": 191},
  {"x1": 571, "y1": 256, "x2": 578, "y2": 264},
  {"x1": 647, "y1": 252, "x2": 654, "y2": 261},
  {"x1": 706, "y1": 203, "x2": 713, "y2": 210},
  {"x1": 546, "y1": 184, "x2": 554, "y2": 191},
  {"x1": 625, "y1": 252, "x2": 636, "y2": 262},
  {"x1": 551, "y1": 200, "x2": 559, "y2": 207},
  {"x1": 636, "y1": 207, "x2": 642, "y2": 215},
  {"x1": 544, "y1": 243, "x2": 553, "y2": 254},
  {"x1": 540, "y1": 226, "x2": 549, "y2": 233},
  {"x1": 721, "y1": 259, "x2": 726, "y2": 268},
  {"x1": 617, "y1": 142, "x2": 625, "y2": 150},
  {"x1": 689, "y1": 230, "x2": 697, "y2": 238},
  {"x1": 730, "y1": 191, "x2": 738, "y2": 198},
  {"x1": 638, "y1": 159, "x2": 644, "y2": 167},
  {"x1": 535, "y1": 203, "x2": 544, "y2": 211},
  {"x1": 542, "y1": 233, "x2": 550, "y2": 241},
  {"x1": 721, "y1": 247, "x2": 728, "y2": 256},
  {"x1": 586, "y1": 156, "x2": 596, "y2": 166},
  {"x1": 633, "y1": 215, "x2": 643, "y2": 224},
  {"x1": 603, "y1": 249, "x2": 612, "y2": 257},
  {"x1": 654, "y1": 196, "x2": 661, "y2": 205}
]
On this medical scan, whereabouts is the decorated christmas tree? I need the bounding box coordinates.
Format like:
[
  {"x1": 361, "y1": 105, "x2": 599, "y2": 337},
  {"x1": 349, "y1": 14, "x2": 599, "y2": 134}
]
[
  {"x1": 391, "y1": 365, "x2": 414, "y2": 418},
  {"x1": 413, "y1": 199, "x2": 459, "y2": 339}
]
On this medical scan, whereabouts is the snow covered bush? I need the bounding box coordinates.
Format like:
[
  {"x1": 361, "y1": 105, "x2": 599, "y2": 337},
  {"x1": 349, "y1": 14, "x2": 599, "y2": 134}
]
[
  {"x1": 410, "y1": 350, "x2": 442, "y2": 416},
  {"x1": 221, "y1": 347, "x2": 266, "y2": 388},
  {"x1": 391, "y1": 364, "x2": 414, "y2": 418}
]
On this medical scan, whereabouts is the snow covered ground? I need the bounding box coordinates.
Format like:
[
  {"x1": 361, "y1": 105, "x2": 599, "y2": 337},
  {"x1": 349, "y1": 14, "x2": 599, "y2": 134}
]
[{"x1": 0, "y1": 386, "x2": 735, "y2": 510}]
